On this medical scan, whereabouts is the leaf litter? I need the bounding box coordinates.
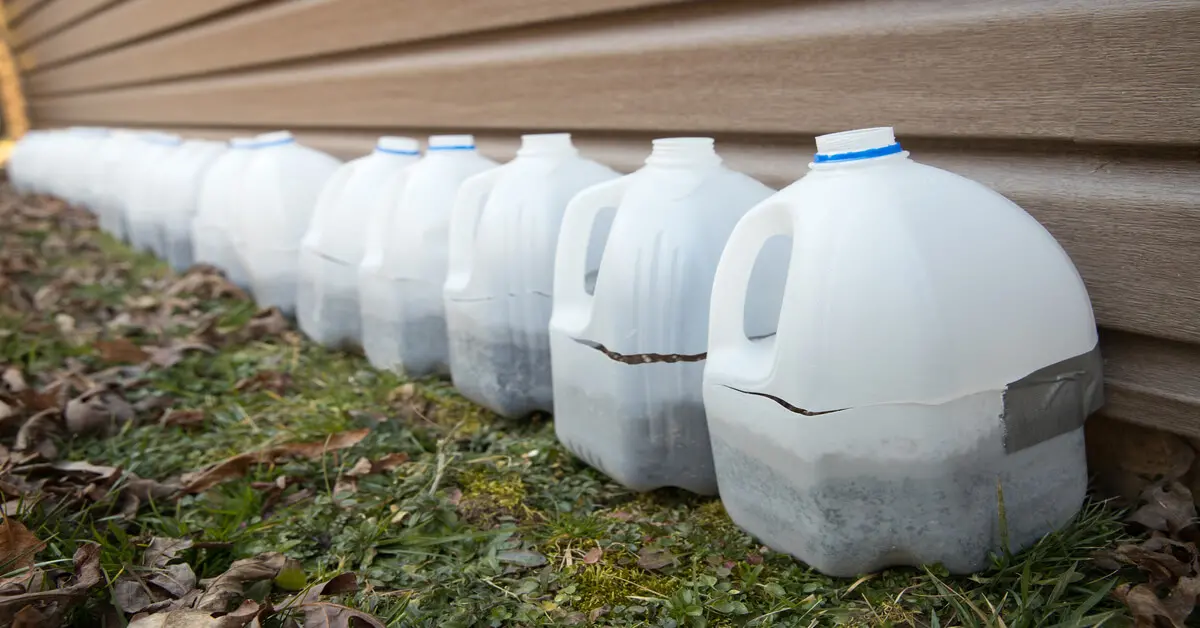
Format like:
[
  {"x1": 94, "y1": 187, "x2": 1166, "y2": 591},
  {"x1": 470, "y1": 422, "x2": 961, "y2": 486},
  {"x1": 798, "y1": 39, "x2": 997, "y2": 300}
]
[{"x1": 0, "y1": 179, "x2": 1181, "y2": 625}]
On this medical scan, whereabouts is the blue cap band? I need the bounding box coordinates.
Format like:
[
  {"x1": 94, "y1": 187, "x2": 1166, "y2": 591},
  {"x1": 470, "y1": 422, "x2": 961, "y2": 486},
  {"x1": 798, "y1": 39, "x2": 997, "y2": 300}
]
[
  {"x1": 250, "y1": 137, "x2": 295, "y2": 149},
  {"x1": 428, "y1": 145, "x2": 475, "y2": 151},
  {"x1": 376, "y1": 147, "x2": 419, "y2": 156},
  {"x1": 814, "y1": 142, "x2": 902, "y2": 163}
]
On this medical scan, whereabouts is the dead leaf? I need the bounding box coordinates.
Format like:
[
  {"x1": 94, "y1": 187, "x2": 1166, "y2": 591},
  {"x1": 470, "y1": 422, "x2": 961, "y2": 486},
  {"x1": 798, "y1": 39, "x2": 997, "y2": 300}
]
[
  {"x1": 583, "y1": 546, "x2": 603, "y2": 565},
  {"x1": 196, "y1": 553, "x2": 302, "y2": 613},
  {"x1": 1, "y1": 368, "x2": 27, "y2": 393},
  {"x1": 0, "y1": 543, "x2": 103, "y2": 625},
  {"x1": 239, "y1": 308, "x2": 290, "y2": 342},
  {"x1": 297, "y1": 602, "x2": 385, "y2": 628},
  {"x1": 345, "y1": 453, "x2": 408, "y2": 478},
  {"x1": 128, "y1": 599, "x2": 263, "y2": 628},
  {"x1": 11, "y1": 604, "x2": 47, "y2": 628},
  {"x1": 145, "y1": 341, "x2": 217, "y2": 369},
  {"x1": 234, "y1": 371, "x2": 292, "y2": 395},
  {"x1": 181, "y1": 429, "x2": 369, "y2": 493},
  {"x1": 64, "y1": 384, "x2": 134, "y2": 436},
  {"x1": 12, "y1": 409, "x2": 60, "y2": 462},
  {"x1": 1115, "y1": 577, "x2": 1200, "y2": 628},
  {"x1": 1130, "y1": 481, "x2": 1197, "y2": 534},
  {"x1": 0, "y1": 518, "x2": 45, "y2": 573},
  {"x1": 637, "y1": 547, "x2": 676, "y2": 571},
  {"x1": 144, "y1": 537, "x2": 194, "y2": 569},
  {"x1": 165, "y1": 266, "x2": 248, "y2": 302},
  {"x1": 281, "y1": 572, "x2": 358, "y2": 611},
  {"x1": 161, "y1": 409, "x2": 207, "y2": 429},
  {"x1": 95, "y1": 338, "x2": 151, "y2": 365}
]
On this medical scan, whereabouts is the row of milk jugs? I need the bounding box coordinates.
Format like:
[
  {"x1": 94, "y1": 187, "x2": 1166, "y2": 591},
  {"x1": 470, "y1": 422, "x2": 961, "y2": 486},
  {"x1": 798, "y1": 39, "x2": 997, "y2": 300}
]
[{"x1": 9, "y1": 126, "x2": 1104, "y2": 577}]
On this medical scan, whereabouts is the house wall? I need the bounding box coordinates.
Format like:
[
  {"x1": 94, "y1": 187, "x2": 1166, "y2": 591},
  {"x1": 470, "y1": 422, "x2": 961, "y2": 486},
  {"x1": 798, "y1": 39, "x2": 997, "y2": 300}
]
[{"x1": 6, "y1": 0, "x2": 1200, "y2": 441}]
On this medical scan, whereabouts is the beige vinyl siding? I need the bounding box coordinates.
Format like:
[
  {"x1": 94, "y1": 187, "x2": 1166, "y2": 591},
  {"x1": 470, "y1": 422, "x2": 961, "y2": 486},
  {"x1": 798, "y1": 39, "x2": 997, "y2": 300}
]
[{"x1": 10, "y1": 0, "x2": 1200, "y2": 436}]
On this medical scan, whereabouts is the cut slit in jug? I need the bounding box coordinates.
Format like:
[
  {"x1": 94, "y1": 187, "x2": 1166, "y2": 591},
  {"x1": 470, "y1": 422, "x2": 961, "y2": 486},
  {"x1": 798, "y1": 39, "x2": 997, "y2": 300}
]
[
  {"x1": 298, "y1": 136, "x2": 421, "y2": 349},
  {"x1": 549, "y1": 137, "x2": 779, "y2": 495},
  {"x1": 357, "y1": 134, "x2": 498, "y2": 375},
  {"x1": 444, "y1": 133, "x2": 619, "y2": 418},
  {"x1": 702, "y1": 127, "x2": 1103, "y2": 576},
  {"x1": 233, "y1": 131, "x2": 342, "y2": 316}
]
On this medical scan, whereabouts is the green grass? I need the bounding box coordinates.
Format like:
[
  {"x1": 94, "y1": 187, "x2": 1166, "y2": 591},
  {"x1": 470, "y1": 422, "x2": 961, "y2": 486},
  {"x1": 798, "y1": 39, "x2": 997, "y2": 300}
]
[{"x1": 0, "y1": 190, "x2": 1141, "y2": 627}]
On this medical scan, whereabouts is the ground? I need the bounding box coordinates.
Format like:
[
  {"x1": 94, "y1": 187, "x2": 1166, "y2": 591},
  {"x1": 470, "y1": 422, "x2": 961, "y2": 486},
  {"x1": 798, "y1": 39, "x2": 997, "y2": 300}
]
[{"x1": 0, "y1": 183, "x2": 1191, "y2": 627}]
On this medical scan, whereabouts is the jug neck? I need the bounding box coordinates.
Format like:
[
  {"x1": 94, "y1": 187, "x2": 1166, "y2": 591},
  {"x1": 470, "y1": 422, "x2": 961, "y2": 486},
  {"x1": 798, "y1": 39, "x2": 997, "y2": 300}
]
[
  {"x1": 375, "y1": 136, "x2": 420, "y2": 157},
  {"x1": 427, "y1": 134, "x2": 477, "y2": 155},
  {"x1": 253, "y1": 131, "x2": 295, "y2": 149},
  {"x1": 517, "y1": 133, "x2": 578, "y2": 158},
  {"x1": 644, "y1": 137, "x2": 722, "y2": 169},
  {"x1": 810, "y1": 127, "x2": 909, "y2": 170}
]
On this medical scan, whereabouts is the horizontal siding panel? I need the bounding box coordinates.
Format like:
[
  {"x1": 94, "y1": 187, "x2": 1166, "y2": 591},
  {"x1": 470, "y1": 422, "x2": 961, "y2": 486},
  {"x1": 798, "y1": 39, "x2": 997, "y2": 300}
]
[
  {"x1": 25, "y1": 0, "x2": 697, "y2": 89},
  {"x1": 1100, "y1": 331, "x2": 1200, "y2": 439},
  {"x1": 10, "y1": 0, "x2": 120, "y2": 49},
  {"x1": 21, "y1": 0, "x2": 268, "y2": 70},
  {"x1": 28, "y1": 0, "x2": 1200, "y2": 145},
  {"x1": 38, "y1": 124, "x2": 1194, "y2": 346},
  {"x1": 5, "y1": 0, "x2": 52, "y2": 26}
]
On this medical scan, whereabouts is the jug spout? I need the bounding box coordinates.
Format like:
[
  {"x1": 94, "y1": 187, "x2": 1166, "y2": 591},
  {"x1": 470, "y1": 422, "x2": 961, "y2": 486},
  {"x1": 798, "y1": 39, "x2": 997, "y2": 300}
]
[
  {"x1": 518, "y1": 133, "x2": 577, "y2": 158},
  {"x1": 428, "y1": 134, "x2": 477, "y2": 151},
  {"x1": 812, "y1": 127, "x2": 907, "y2": 166},
  {"x1": 645, "y1": 137, "x2": 722, "y2": 169}
]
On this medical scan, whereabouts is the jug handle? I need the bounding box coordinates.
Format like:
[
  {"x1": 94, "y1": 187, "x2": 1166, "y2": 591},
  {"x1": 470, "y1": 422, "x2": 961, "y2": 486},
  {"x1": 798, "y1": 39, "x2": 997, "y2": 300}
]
[
  {"x1": 446, "y1": 166, "x2": 503, "y2": 289},
  {"x1": 553, "y1": 176, "x2": 630, "y2": 308},
  {"x1": 708, "y1": 200, "x2": 793, "y2": 363}
]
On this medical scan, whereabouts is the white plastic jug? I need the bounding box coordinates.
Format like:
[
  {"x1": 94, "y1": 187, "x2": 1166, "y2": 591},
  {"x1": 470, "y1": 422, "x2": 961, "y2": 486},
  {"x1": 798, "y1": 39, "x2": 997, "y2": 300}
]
[
  {"x1": 703, "y1": 127, "x2": 1102, "y2": 576},
  {"x1": 61, "y1": 127, "x2": 110, "y2": 209},
  {"x1": 157, "y1": 140, "x2": 229, "y2": 272},
  {"x1": 193, "y1": 137, "x2": 261, "y2": 288},
  {"x1": 444, "y1": 133, "x2": 618, "y2": 417},
  {"x1": 549, "y1": 138, "x2": 776, "y2": 495},
  {"x1": 357, "y1": 134, "x2": 498, "y2": 375},
  {"x1": 233, "y1": 131, "x2": 342, "y2": 315},
  {"x1": 297, "y1": 136, "x2": 420, "y2": 348},
  {"x1": 89, "y1": 130, "x2": 142, "y2": 240},
  {"x1": 124, "y1": 132, "x2": 183, "y2": 254}
]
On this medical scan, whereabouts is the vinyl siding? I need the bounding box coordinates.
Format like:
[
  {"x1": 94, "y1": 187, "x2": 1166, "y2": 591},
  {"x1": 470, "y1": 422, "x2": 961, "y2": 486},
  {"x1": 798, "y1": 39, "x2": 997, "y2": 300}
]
[{"x1": 8, "y1": 0, "x2": 1200, "y2": 436}]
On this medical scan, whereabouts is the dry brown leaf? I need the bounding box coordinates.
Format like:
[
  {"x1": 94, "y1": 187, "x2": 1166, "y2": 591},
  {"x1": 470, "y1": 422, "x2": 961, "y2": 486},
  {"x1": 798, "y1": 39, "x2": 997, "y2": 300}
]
[
  {"x1": 280, "y1": 572, "x2": 358, "y2": 612},
  {"x1": 128, "y1": 599, "x2": 263, "y2": 628},
  {"x1": 345, "y1": 453, "x2": 409, "y2": 478},
  {"x1": 1130, "y1": 481, "x2": 1197, "y2": 535},
  {"x1": 240, "y1": 308, "x2": 290, "y2": 341},
  {"x1": 166, "y1": 266, "x2": 248, "y2": 302},
  {"x1": 12, "y1": 409, "x2": 61, "y2": 463},
  {"x1": 64, "y1": 384, "x2": 134, "y2": 436},
  {"x1": 181, "y1": 429, "x2": 371, "y2": 493},
  {"x1": 161, "y1": 409, "x2": 207, "y2": 430},
  {"x1": 146, "y1": 341, "x2": 217, "y2": 369},
  {"x1": 1115, "y1": 577, "x2": 1200, "y2": 628},
  {"x1": 11, "y1": 604, "x2": 48, "y2": 628},
  {"x1": 297, "y1": 602, "x2": 385, "y2": 628},
  {"x1": 636, "y1": 547, "x2": 676, "y2": 571},
  {"x1": 0, "y1": 543, "x2": 103, "y2": 625},
  {"x1": 234, "y1": 371, "x2": 293, "y2": 395},
  {"x1": 195, "y1": 553, "x2": 302, "y2": 613},
  {"x1": 95, "y1": 338, "x2": 151, "y2": 365},
  {"x1": 1, "y1": 368, "x2": 27, "y2": 393},
  {"x1": 583, "y1": 546, "x2": 603, "y2": 565},
  {"x1": 0, "y1": 518, "x2": 45, "y2": 573}
]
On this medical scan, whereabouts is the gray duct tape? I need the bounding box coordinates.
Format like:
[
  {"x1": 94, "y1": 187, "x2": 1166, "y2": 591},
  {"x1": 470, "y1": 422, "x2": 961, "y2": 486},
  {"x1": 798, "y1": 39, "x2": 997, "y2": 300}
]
[{"x1": 1001, "y1": 343, "x2": 1104, "y2": 454}]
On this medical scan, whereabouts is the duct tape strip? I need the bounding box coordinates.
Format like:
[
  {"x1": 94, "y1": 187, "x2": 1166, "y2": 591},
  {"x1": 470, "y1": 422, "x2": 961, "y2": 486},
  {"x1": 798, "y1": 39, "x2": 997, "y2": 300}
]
[{"x1": 1001, "y1": 344, "x2": 1104, "y2": 454}]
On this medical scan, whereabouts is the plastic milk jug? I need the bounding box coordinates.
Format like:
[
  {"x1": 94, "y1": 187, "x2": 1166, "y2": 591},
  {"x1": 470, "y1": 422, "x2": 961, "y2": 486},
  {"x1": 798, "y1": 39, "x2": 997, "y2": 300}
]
[
  {"x1": 297, "y1": 136, "x2": 420, "y2": 348},
  {"x1": 357, "y1": 134, "x2": 498, "y2": 376},
  {"x1": 549, "y1": 138, "x2": 776, "y2": 495},
  {"x1": 444, "y1": 133, "x2": 619, "y2": 417},
  {"x1": 124, "y1": 132, "x2": 183, "y2": 254},
  {"x1": 158, "y1": 140, "x2": 229, "y2": 271},
  {"x1": 233, "y1": 131, "x2": 342, "y2": 315},
  {"x1": 90, "y1": 130, "x2": 142, "y2": 241},
  {"x1": 192, "y1": 137, "x2": 262, "y2": 289},
  {"x1": 702, "y1": 127, "x2": 1103, "y2": 576}
]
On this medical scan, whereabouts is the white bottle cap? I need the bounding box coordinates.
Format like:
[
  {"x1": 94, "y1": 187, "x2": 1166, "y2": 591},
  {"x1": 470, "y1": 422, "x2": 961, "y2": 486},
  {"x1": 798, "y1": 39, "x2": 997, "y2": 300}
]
[{"x1": 254, "y1": 130, "x2": 294, "y2": 147}]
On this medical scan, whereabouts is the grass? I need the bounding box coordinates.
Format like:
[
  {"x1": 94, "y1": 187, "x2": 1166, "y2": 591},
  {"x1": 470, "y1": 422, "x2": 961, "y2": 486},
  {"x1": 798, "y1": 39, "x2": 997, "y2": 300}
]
[{"x1": 0, "y1": 189, "x2": 1142, "y2": 627}]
